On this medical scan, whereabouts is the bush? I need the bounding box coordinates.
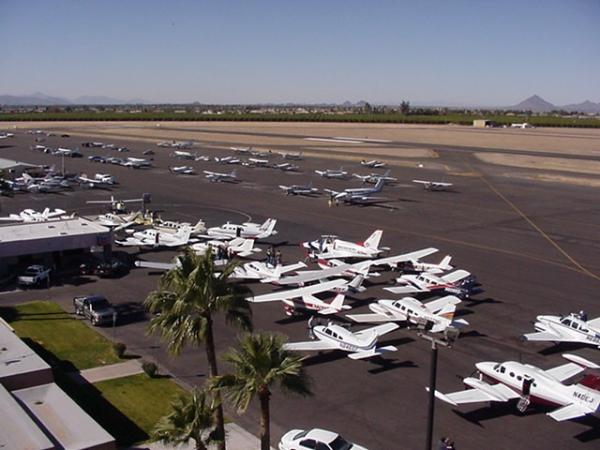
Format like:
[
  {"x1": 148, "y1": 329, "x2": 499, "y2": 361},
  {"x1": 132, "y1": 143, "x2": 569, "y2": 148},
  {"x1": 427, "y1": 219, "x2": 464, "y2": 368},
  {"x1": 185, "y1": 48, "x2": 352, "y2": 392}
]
[
  {"x1": 142, "y1": 360, "x2": 158, "y2": 378},
  {"x1": 113, "y1": 342, "x2": 127, "y2": 358}
]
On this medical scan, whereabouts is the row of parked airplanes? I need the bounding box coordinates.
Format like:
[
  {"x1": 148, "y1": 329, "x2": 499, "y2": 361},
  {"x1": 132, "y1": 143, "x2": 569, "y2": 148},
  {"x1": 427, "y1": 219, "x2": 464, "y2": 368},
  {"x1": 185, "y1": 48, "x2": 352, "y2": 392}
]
[{"x1": 122, "y1": 216, "x2": 600, "y2": 424}]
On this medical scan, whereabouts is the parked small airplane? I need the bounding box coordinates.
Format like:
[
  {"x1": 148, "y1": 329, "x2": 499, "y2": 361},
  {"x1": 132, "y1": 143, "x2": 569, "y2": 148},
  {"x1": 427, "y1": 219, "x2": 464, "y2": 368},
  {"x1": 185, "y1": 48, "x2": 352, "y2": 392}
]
[
  {"x1": 280, "y1": 151, "x2": 303, "y2": 160},
  {"x1": 353, "y1": 170, "x2": 397, "y2": 184},
  {"x1": 283, "y1": 318, "x2": 400, "y2": 360},
  {"x1": 432, "y1": 353, "x2": 600, "y2": 422},
  {"x1": 54, "y1": 147, "x2": 82, "y2": 157},
  {"x1": 360, "y1": 159, "x2": 386, "y2": 168},
  {"x1": 122, "y1": 157, "x2": 152, "y2": 168},
  {"x1": 384, "y1": 270, "x2": 474, "y2": 297},
  {"x1": 325, "y1": 178, "x2": 385, "y2": 204},
  {"x1": 94, "y1": 212, "x2": 140, "y2": 230},
  {"x1": 153, "y1": 218, "x2": 206, "y2": 235},
  {"x1": 171, "y1": 150, "x2": 196, "y2": 160},
  {"x1": 115, "y1": 227, "x2": 192, "y2": 248},
  {"x1": 347, "y1": 295, "x2": 468, "y2": 333},
  {"x1": 79, "y1": 173, "x2": 115, "y2": 188},
  {"x1": 0, "y1": 132, "x2": 15, "y2": 139},
  {"x1": 0, "y1": 208, "x2": 69, "y2": 223},
  {"x1": 214, "y1": 156, "x2": 241, "y2": 165},
  {"x1": 399, "y1": 255, "x2": 453, "y2": 274},
  {"x1": 246, "y1": 279, "x2": 349, "y2": 316},
  {"x1": 206, "y1": 218, "x2": 277, "y2": 240},
  {"x1": 413, "y1": 180, "x2": 453, "y2": 191},
  {"x1": 243, "y1": 158, "x2": 269, "y2": 167},
  {"x1": 231, "y1": 146, "x2": 251, "y2": 154},
  {"x1": 86, "y1": 195, "x2": 146, "y2": 213},
  {"x1": 191, "y1": 237, "x2": 261, "y2": 258},
  {"x1": 524, "y1": 312, "x2": 600, "y2": 348},
  {"x1": 203, "y1": 170, "x2": 238, "y2": 182},
  {"x1": 279, "y1": 182, "x2": 319, "y2": 196},
  {"x1": 303, "y1": 230, "x2": 387, "y2": 259},
  {"x1": 315, "y1": 167, "x2": 348, "y2": 179},
  {"x1": 233, "y1": 261, "x2": 307, "y2": 281},
  {"x1": 170, "y1": 166, "x2": 196, "y2": 175},
  {"x1": 273, "y1": 163, "x2": 299, "y2": 172}
]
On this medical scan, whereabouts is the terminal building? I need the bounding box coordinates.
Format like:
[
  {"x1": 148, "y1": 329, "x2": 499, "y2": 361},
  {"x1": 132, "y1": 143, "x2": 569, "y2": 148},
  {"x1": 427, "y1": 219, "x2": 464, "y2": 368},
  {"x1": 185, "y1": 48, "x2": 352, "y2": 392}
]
[
  {"x1": 0, "y1": 318, "x2": 116, "y2": 449},
  {"x1": 0, "y1": 217, "x2": 112, "y2": 277}
]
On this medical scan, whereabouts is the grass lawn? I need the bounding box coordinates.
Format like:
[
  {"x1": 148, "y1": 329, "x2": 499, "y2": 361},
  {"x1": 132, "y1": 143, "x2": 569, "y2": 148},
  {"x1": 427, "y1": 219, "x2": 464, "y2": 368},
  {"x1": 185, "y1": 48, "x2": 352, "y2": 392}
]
[
  {"x1": 0, "y1": 301, "x2": 119, "y2": 370},
  {"x1": 93, "y1": 374, "x2": 186, "y2": 441}
]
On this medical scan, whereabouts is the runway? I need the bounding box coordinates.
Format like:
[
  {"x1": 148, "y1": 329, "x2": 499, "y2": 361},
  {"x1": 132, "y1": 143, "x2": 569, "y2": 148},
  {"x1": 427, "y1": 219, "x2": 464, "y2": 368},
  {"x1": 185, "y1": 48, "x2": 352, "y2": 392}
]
[{"x1": 1, "y1": 126, "x2": 600, "y2": 450}]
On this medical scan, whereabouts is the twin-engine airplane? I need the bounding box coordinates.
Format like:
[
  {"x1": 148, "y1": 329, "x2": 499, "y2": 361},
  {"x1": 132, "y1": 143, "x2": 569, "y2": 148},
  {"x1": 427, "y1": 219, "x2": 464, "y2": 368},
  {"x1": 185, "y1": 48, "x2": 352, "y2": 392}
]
[
  {"x1": 283, "y1": 319, "x2": 400, "y2": 360},
  {"x1": 413, "y1": 180, "x2": 453, "y2": 191},
  {"x1": 325, "y1": 178, "x2": 385, "y2": 204},
  {"x1": 433, "y1": 353, "x2": 600, "y2": 422},
  {"x1": 206, "y1": 218, "x2": 277, "y2": 240},
  {"x1": 115, "y1": 227, "x2": 192, "y2": 248},
  {"x1": 385, "y1": 270, "x2": 473, "y2": 297},
  {"x1": 524, "y1": 312, "x2": 600, "y2": 348},
  {"x1": 191, "y1": 238, "x2": 261, "y2": 259},
  {"x1": 347, "y1": 295, "x2": 468, "y2": 333},
  {"x1": 353, "y1": 169, "x2": 397, "y2": 184}
]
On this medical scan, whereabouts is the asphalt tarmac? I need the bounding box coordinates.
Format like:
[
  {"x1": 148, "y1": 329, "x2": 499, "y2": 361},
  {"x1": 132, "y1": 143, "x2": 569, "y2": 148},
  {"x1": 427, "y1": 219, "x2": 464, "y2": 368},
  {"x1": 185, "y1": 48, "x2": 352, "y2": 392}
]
[{"x1": 1, "y1": 129, "x2": 600, "y2": 450}]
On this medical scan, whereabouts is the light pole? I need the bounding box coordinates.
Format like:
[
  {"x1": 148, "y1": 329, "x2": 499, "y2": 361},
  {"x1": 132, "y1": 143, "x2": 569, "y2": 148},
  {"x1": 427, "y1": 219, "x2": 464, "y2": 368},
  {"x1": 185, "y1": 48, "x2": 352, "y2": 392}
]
[{"x1": 419, "y1": 324, "x2": 460, "y2": 450}]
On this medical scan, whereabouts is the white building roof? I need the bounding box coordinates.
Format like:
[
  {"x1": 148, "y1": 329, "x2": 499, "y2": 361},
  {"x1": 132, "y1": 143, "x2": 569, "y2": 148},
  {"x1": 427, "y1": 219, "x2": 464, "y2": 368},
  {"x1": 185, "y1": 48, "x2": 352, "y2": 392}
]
[
  {"x1": 0, "y1": 384, "x2": 55, "y2": 450},
  {"x1": 13, "y1": 383, "x2": 116, "y2": 450},
  {"x1": 0, "y1": 319, "x2": 51, "y2": 385},
  {"x1": 0, "y1": 158, "x2": 37, "y2": 170}
]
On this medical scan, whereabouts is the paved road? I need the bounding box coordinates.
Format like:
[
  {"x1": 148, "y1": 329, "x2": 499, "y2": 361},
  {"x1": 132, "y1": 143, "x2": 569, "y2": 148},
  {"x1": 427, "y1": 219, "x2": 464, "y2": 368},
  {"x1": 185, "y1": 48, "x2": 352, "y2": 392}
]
[{"x1": 1, "y1": 131, "x2": 600, "y2": 450}]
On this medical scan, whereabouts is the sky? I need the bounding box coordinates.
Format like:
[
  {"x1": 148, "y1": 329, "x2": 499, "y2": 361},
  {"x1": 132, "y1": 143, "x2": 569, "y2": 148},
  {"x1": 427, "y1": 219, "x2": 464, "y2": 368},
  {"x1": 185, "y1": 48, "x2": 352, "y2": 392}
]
[{"x1": 0, "y1": 0, "x2": 599, "y2": 105}]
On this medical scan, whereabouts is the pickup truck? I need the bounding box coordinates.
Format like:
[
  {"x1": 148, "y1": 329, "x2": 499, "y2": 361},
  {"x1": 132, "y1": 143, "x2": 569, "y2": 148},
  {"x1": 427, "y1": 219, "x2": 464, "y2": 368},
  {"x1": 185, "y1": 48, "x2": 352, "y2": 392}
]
[
  {"x1": 73, "y1": 295, "x2": 117, "y2": 326},
  {"x1": 17, "y1": 265, "x2": 51, "y2": 288}
]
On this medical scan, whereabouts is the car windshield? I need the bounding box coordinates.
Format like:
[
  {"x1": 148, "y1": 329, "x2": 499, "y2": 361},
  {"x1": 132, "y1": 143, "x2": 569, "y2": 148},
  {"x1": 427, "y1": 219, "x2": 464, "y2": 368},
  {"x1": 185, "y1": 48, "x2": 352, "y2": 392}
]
[
  {"x1": 90, "y1": 298, "x2": 111, "y2": 309},
  {"x1": 329, "y1": 436, "x2": 352, "y2": 450}
]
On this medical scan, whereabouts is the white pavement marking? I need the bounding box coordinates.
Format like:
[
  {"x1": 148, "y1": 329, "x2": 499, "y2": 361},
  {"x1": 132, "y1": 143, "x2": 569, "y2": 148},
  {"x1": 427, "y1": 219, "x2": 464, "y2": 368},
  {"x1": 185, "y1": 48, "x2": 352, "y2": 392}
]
[
  {"x1": 334, "y1": 136, "x2": 392, "y2": 143},
  {"x1": 304, "y1": 138, "x2": 363, "y2": 144}
]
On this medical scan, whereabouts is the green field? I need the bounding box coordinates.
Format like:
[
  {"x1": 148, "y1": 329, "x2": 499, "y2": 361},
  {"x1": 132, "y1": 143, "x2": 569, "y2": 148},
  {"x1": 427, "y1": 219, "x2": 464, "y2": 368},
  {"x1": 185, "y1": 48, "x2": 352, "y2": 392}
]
[
  {"x1": 0, "y1": 301, "x2": 120, "y2": 370},
  {"x1": 1, "y1": 111, "x2": 599, "y2": 127}
]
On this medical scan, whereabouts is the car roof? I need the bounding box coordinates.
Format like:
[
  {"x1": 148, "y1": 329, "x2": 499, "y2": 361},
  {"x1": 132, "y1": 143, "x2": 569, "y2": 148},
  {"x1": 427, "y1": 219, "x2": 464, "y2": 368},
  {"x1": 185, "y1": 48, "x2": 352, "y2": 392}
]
[{"x1": 305, "y1": 428, "x2": 339, "y2": 443}]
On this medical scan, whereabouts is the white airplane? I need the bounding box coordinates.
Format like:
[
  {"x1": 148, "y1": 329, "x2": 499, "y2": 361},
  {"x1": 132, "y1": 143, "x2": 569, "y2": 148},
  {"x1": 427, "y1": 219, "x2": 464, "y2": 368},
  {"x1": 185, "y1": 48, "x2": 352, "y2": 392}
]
[
  {"x1": 170, "y1": 166, "x2": 196, "y2": 175},
  {"x1": 353, "y1": 170, "x2": 397, "y2": 184},
  {"x1": 325, "y1": 178, "x2": 385, "y2": 204},
  {"x1": 204, "y1": 169, "x2": 238, "y2": 182},
  {"x1": 413, "y1": 180, "x2": 453, "y2": 191},
  {"x1": 79, "y1": 173, "x2": 115, "y2": 188},
  {"x1": 54, "y1": 147, "x2": 82, "y2": 157},
  {"x1": 195, "y1": 155, "x2": 211, "y2": 161},
  {"x1": 191, "y1": 237, "x2": 260, "y2": 258},
  {"x1": 524, "y1": 312, "x2": 600, "y2": 348},
  {"x1": 280, "y1": 151, "x2": 303, "y2": 160},
  {"x1": 347, "y1": 295, "x2": 468, "y2": 333},
  {"x1": 172, "y1": 150, "x2": 196, "y2": 160},
  {"x1": 86, "y1": 195, "x2": 145, "y2": 212},
  {"x1": 115, "y1": 227, "x2": 192, "y2": 248},
  {"x1": 315, "y1": 167, "x2": 348, "y2": 179},
  {"x1": 283, "y1": 318, "x2": 400, "y2": 360},
  {"x1": 246, "y1": 279, "x2": 350, "y2": 316},
  {"x1": 385, "y1": 270, "x2": 474, "y2": 297},
  {"x1": 233, "y1": 261, "x2": 307, "y2": 281},
  {"x1": 360, "y1": 159, "x2": 386, "y2": 168},
  {"x1": 0, "y1": 132, "x2": 15, "y2": 139},
  {"x1": 158, "y1": 140, "x2": 193, "y2": 149},
  {"x1": 279, "y1": 182, "x2": 319, "y2": 196},
  {"x1": 302, "y1": 230, "x2": 387, "y2": 259},
  {"x1": 433, "y1": 353, "x2": 600, "y2": 422},
  {"x1": 214, "y1": 156, "x2": 241, "y2": 165},
  {"x1": 273, "y1": 163, "x2": 299, "y2": 172},
  {"x1": 122, "y1": 157, "x2": 152, "y2": 168},
  {"x1": 243, "y1": 158, "x2": 269, "y2": 167},
  {"x1": 250, "y1": 149, "x2": 270, "y2": 157},
  {"x1": 0, "y1": 208, "x2": 69, "y2": 223},
  {"x1": 511, "y1": 122, "x2": 533, "y2": 129},
  {"x1": 231, "y1": 146, "x2": 251, "y2": 154},
  {"x1": 206, "y1": 218, "x2": 277, "y2": 240},
  {"x1": 153, "y1": 218, "x2": 206, "y2": 235},
  {"x1": 94, "y1": 212, "x2": 140, "y2": 230},
  {"x1": 399, "y1": 255, "x2": 453, "y2": 274}
]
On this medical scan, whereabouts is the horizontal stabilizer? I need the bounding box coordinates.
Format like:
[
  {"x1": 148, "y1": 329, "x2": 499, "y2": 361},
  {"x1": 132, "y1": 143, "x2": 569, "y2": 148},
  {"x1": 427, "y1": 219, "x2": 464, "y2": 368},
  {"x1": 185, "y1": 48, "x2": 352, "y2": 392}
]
[
  {"x1": 346, "y1": 313, "x2": 395, "y2": 323},
  {"x1": 135, "y1": 260, "x2": 175, "y2": 270},
  {"x1": 348, "y1": 345, "x2": 396, "y2": 360},
  {"x1": 548, "y1": 403, "x2": 589, "y2": 422}
]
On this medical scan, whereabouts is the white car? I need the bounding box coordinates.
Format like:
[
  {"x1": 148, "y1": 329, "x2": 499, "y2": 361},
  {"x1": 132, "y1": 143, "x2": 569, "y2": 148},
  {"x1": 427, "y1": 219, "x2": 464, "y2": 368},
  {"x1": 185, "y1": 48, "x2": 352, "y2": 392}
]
[{"x1": 279, "y1": 428, "x2": 367, "y2": 450}]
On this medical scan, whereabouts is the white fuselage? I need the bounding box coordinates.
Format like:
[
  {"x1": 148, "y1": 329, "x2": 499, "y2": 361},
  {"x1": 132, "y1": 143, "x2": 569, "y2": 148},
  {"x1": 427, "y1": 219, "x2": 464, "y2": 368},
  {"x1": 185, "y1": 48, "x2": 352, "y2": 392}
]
[
  {"x1": 313, "y1": 325, "x2": 376, "y2": 353},
  {"x1": 535, "y1": 315, "x2": 600, "y2": 346}
]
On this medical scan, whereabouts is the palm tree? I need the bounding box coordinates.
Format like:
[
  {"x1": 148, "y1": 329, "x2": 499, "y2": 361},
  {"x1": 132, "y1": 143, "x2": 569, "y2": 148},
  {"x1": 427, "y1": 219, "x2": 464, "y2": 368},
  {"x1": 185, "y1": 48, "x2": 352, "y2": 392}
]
[
  {"x1": 152, "y1": 387, "x2": 219, "y2": 450},
  {"x1": 144, "y1": 247, "x2": 252, "y2": 450},
  {"x1": 211, "y1": 332, "x2": 312, "y2": 450}
]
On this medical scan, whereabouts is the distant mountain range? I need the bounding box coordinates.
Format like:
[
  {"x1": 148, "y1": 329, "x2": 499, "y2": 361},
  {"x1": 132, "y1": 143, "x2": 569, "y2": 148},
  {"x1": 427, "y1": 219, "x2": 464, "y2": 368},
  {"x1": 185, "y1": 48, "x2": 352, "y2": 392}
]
[
  {"x1": 0, "y1": 92, "x2": 146, "y2": 105},
  {"x1": 1, "y1": 92, "x2": 599, "y2": 113}
]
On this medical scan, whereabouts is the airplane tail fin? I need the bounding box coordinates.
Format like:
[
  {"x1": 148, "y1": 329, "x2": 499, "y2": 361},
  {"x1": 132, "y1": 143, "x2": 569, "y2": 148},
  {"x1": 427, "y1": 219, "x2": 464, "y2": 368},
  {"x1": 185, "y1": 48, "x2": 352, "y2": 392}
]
[
  {"x1": 320, "y1": 294, "x2": 349, "y2": 315},
  {"x1": 346, "y1": 273, "x2": 366, "y2": 293},
  {"x1": 175, "y1": 227, "x2": 191, "y2": 244},
  {"x1": 260, "y1": 219, "x2": 277, "y2": 237},
  {"x1": 439, "y1": 255, "x2": 453, "y2": 271},
  {"x1": 230, "y1": 169, "x2": 237, "y2": 178},
  {"x1": 383, "y1": 169, "x2": 391, "y2": 177},
  {"x1": 364, "y1": 229, "x2": 383, "y2": 249},
  {"x1": 373, "y1": 178, "x2": 385, "y2": 192},
  {"x1": 236, "y1": 239, "x2": 256, "y2": 257}
]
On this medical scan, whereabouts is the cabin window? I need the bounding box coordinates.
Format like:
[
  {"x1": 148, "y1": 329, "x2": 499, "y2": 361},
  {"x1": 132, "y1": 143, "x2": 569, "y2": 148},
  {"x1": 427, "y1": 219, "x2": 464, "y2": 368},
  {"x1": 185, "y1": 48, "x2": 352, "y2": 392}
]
[
  {"x1": 325, "y1": 329, "x2": 332, "y2": 336},
  {"x1": 510, "y1": 372, "x2": 515, "y2": 377},
  {"x1": 517, "y1": 375, "x2": 522, "y2": 381},
  {"x1": 562, "y1": 319, "x2": 572, "y2": 327},
  {"x1": 500, "y1": 366, "x2": 506, "y2": 374}
]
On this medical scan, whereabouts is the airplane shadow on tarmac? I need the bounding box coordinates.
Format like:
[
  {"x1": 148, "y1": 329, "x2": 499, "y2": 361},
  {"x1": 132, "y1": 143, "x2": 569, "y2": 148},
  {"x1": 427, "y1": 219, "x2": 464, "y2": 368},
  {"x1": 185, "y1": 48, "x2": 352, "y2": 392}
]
[{"x1": 538, "y1": 341, "x2": 593, "y2": 356}]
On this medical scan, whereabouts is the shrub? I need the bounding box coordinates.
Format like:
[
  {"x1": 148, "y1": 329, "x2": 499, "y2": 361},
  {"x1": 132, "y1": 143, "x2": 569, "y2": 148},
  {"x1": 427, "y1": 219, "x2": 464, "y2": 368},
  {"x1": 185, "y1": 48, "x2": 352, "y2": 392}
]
[
  {"x1": 113, "y1": 342, "x2": 127, "y2": 358},
  {"x1": 142, "y1": 360, "x2": 158, "y2": 378}
]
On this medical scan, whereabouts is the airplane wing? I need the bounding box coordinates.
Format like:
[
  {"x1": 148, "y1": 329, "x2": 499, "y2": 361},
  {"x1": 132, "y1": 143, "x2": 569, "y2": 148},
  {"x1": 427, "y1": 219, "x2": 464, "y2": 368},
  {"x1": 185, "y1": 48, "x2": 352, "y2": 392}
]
[
  {"x1": 346, "y1": 312, "x2": 401, "y2": 323},
  {"x1": 547, "y1": 403, "x2": 590, "y2": 422},
  {"x1": 545, "y1": 363, "x2": 586, "y2": 382},
  {"x1": 424, "y1": 295, "x2": 462, "y2": 314},
  {"x1": 355, "y1": 322, "x2": 399, "y2": 338},
  {"x1": 372, "y1": 247, "x2": 439, "y2": 267},
  {"x1": 247, "y1": 279, "x2": 347, "y2": 303},
  {"x1": 283, "y1": 340, "x2": 338, "y2": 351},
  {"x1": 115, "y1": 237, "x2": 146, "y2": 247},
  {"x1": 384, "y1": 285, "x2": 424, "y2": 294},
  {"x1": 433, "y1": 378, "x2": 520, "y2": 405},
  {"x1": 135, "y1": 261, "x2": 176, "y2": 270},
  {"x1": 523, "y1": 330, "x2": 575, "y2": 343},
  {"x1": 443, "y1": 270, "x2": 471, "y2": 283},
  {"x1": 270, "y1": 264, "x2": 352, "y2": 285}
]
